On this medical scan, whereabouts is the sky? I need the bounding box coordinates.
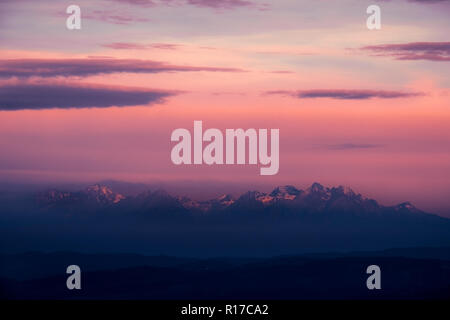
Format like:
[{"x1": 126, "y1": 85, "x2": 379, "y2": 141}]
[{"x1": 0, "y1": 0, "x2": 449, "y2": 215}]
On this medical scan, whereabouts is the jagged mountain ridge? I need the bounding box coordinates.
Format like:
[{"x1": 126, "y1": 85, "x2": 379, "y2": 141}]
[
  {"x1": 36, "y1": 183, "x2": 125, "y2": 209},
  {"x1": 36, "y1": 182, "x2": 427, "y2": 217},
  {"x1": 4, "y1": 182, "x2": 449, "y2": 256}
]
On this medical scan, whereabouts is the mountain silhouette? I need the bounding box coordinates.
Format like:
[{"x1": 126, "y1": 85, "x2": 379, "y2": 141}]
[
  {"x1": 0, "y1": 182, "x2": 449, "y2": 256},
  {"x1": 33, "y1": 182, "x2": 438, "y2": 217}
]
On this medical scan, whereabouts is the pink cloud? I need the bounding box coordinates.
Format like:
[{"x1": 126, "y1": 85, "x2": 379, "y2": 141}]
[
  {"x1": 265, "y1": 89, "x2": 423, "y2": 100},
  {"x1": 102, "y1": 42, "x2": 182, "y2": 50},
  {"x1": 111, "y1": 0, "x2": 258, "y2": 9},
  {"x1": 81, "y1": 9, "x2": 151, "y2": 25},
  {"x1": 361, "y1": 42, "x2": 450, "y2": 62}
]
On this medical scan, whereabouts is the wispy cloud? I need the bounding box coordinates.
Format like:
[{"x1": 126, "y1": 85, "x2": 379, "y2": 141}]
[
  {"x1": 0, "y1": 83, "x2": 176, "y2": 111},
  {"x1": 266, "y1": 89, "x2": 423, "y2": 100},
  {"x1": 0, "y1": 59, "x2": 246, "y2": 78},
  {"x1": 102, "y1": 42, "x2": 182, "y2": 50},
  {"x1": 110, "y1": 0, "x2": 258, "y2": 9},
  {"x1": 361, "y1": 42, "x2": 450, "y2": 62},
  {"x1": 407, "y1": 0, "x2": 449, "y2": 3},
  {"x1": 382, "y1": 0, "x2": 450, "y2": 4},
  {"x1": 175, "y1": 0, "x2": 254, "y2": 9},
  {"x1": 63, "y1": 8, "x2": 151, "y2": 25},
  {"x1": 109, "y1": 0, "x2": 156, "y2": 7}
]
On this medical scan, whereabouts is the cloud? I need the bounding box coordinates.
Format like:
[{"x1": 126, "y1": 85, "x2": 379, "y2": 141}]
[
  {"x1": 177, "y1": 0, "x2": 254, "y2": 9},
  {"x1": 0, "y1": 59, "x2": 246, "y2": 78},
  {"x1": 361, "y1": 42, "x2": 450, "y2": 61},
  {"x1": 407, "y1": 0, "x2": 449, "y2": 3},
  {"x1": 382, "y1": 0, "x2": 450, "y2": 3},
  {"x1": 84, "y1": 10, "x2": 151, "y2": 25},
  {"x1": 102, "y1": 42, "x2": 182, "y2": 50},
  {"x1": 109, "y1": 0, "x2": 156, "y2": 7},
  {"x1": 54, "y1": 7, "x2": 151, "y2": 25},
  {"x1": 86, "y1": 56, "x2": 115, "y2": 59},
  {"x1": 0, "y1": 83, "x2": 176, "y2": 111},
  {"x1": 110, "y1": 0, "x2": 256, "y2": 9},
  {"x1": 265, "y1": 89, "x2": 423, "y2": 100}
]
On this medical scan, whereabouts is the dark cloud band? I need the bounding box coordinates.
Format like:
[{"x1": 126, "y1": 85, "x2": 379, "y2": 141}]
[
  {"x1": 266, "y1": 89, "x2": 422, "y2": 100},
  {"x1": 0, "y1": 83, "x2": 176, "y2": 111},
  {"x1": 0, "y1": 59, "x2": 246, "y2": 78},
  {"x1": 361, "y1": 42, "x2": 450, "y2": 62}
]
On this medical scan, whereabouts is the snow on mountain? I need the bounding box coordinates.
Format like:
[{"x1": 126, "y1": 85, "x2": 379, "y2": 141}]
[
  {"x1": 177, "y1": 183, "x2": 371, "y2": 210},
  {"x1": 177, "y1": 196, "x2": 212, "y2": 212},
  {"x1": 270, "y1": 185, "x2": 301, "y2": 200},
  {"x1": 37, "y1": 184, "x2": 125, "y2": 207},
  {"x1": 35, "y1": 182, "x2": 426, "y2": 217},
  {"x1": 216, "y1": 194, "x2": 235, "y2": 206},
  {"x1": 85, "y1": 184, "x2": 125, "y2": 204}
]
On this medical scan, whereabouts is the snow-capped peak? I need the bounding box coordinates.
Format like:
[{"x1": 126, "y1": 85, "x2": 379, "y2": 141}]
[
  {"x1": 270, "y1": 185, "x2": 300, "y2": 200},
  {"x1": 86, "y1": 184, "x2": 113, "y2": 195},
  {"x1": 216, "y1": 194, "x2": 235, "y2": 206},
  {"x1": 396, "y1": 201, "x2": 416, "y2": 210},
  {"x1": 85, "y1": 184, "x2": 125, "y2": 203}
]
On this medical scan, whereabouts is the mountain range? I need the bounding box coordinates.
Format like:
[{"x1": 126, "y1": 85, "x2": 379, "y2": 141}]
[
  {"x1": 1, "y1": 182, "x2": 450, "y2": 256},
  {"x1": 35, "y1": 182, "x2": 429, "y2": 218}
]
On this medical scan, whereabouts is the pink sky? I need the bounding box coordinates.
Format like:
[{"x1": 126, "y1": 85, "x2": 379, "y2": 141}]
[{"x1": 0, "y1": 0, "x2": 449, "y2": 215}]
